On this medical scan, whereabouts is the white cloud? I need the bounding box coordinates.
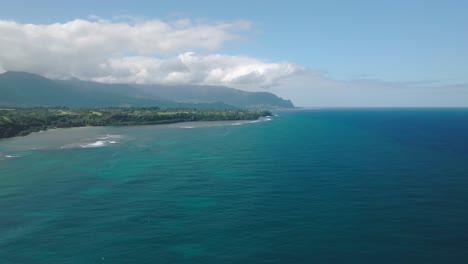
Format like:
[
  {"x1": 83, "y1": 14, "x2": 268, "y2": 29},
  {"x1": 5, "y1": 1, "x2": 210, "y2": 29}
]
[
  {"x1": 0, "y1": 18, "x2": 296, "y2": 89},
  {"x1": 0, "y1": 18, "x2": 249, "y2": 55},
  {"x1": 2, "y1": 18, "x2": 465, "y2": 107},
  {"x1": 92, "y1": 52, "x2": 297, "y2": 89}
]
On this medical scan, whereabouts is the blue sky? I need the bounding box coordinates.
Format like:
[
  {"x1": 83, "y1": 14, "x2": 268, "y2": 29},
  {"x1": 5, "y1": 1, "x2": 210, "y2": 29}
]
[{"x1": 1, "y1": 0, "x2": 467, "y2": 106}]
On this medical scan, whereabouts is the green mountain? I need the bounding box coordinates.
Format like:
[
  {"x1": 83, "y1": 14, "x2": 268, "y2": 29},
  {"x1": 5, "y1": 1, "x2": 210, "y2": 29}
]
[
  {"x1": 134, "y1": 84, "x2": 294, "y2": 109},
  {"x1": 0, "y1": 72, "x2": 156, "y2": 107},
  {"x1": 0, "y1": 71, "x2": 88, "y2": 107},
  {"x1": 0, "y1": 72, "x2": 294, "y2": 109}
]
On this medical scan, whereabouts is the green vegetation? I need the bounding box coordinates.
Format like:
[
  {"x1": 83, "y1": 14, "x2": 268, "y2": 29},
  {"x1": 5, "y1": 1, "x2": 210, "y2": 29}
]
[
  {"x1": 0, "y1": 107, "x2": 272, "y2": 139},
  {"x1": 0, "y1": 71, "x2": 294, "y2": 109},
  {"x1": 134, "y1": 83, "x2": 295, "y2": 109}
]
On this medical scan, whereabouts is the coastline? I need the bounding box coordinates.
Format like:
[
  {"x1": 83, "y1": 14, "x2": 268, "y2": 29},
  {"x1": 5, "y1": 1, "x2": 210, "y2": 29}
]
[
  {"x1": 0, "y1": 116, "x2": 273, "y2": 154},
  {"x1": 0, "y1": 108, "x2": 272, "y2": 140}
]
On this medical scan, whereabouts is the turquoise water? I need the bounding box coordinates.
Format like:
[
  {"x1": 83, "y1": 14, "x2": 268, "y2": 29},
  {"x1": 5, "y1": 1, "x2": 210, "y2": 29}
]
[{"x1": 1, "y1": 109, "x2": 468, "y2": 263}]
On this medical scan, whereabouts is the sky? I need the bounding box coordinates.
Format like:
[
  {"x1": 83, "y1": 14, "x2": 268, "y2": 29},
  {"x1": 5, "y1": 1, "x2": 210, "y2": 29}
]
[{"x1": 0, "y1": 0, "x2": 467, "y2": 107}]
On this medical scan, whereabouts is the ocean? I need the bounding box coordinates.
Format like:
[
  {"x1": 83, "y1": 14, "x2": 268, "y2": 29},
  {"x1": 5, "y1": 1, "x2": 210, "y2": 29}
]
[{"x1": 1, "y1": 109, "x2": 468, "y2": 263}]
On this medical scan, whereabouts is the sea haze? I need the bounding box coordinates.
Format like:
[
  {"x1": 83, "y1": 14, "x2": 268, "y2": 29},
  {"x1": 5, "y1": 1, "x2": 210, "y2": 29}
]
[{"x1": 1, "y1": 109, "x2": 468, "y2": 263}]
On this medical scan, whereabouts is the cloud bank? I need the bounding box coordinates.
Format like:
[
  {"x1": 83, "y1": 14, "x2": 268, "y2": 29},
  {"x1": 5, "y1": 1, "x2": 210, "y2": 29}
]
[
  {"x1": 0, "y1": 18, "x2": 296, "y2": 89},
  {"x1": 95, "y1": 52, "x2": 297, "y2": 88},
  {"x1": 1, "y1": 17, "x2": 466, "y2": 107}
]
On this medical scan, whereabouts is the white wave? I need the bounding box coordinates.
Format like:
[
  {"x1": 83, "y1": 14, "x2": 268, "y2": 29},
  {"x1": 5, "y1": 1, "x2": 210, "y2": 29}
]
[
  {"x1": 230, "y1": 117, "x2": 273, "y2": 126},
  {"x1": 248, "y1": 117, "x2": 272, "y2": 124},
  {"x1": 180, "y1": 126, "x2": 195, "y2": 129},
  {"x1": 59, "y1": 135, "x2": 123, "y2": 149},
  {"x1": 62, "y1": 139, "x2": 118, "y2": 149},
  {"x1": 247, "y1": 120, "x2": 262, "y2": 124},
  {"x1": 80, "y1": 140, "x2": 107, "y2": 148},
  {"x1": 0, "y1": 154, "x2": 21, "y2": 160}
]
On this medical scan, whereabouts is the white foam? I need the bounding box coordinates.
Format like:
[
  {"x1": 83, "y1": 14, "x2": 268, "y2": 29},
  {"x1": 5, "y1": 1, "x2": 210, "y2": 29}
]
[
  {"x1": 81, "y1": 140, "x2": 107, "y2": 148},
  {"x1": 180, "y1": 126, "x2": 195, "y2": 129},
  {"x1": 62, "y1": 138, "x2": 119, "y2": 149},
  {"x1": 229, "y1": 117, "x2": 273, "y2": 126},
  {"x1": 59, "y1": 135, "x2": 123, "y2": 149},
  {"x1": 3, "y1": 155, "x2": 20, "y2": 159},
  {"x1": 247, "y1": 120, "x2": 262, "y2": 124},
  {"x1": 248, "y1": 117, "x2": 271, "y2": 124}
]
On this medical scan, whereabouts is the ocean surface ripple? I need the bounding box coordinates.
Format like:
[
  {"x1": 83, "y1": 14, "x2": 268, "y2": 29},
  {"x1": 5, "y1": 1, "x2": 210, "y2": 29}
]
[{"x1": 1, "y1": 109, "x2": 468, "y2": 263}]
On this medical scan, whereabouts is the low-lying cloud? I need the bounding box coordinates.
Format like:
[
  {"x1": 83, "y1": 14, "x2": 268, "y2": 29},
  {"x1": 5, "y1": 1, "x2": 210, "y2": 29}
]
[
  {"x1": 94, "y1": 52, "x2": 297, "y2": 88},
  {"x1": 1, "y1": 17, "x2": 466, "y2": 107},
  {"x1": 0, "y1": 18, "x2": 297, "y2": 89}
]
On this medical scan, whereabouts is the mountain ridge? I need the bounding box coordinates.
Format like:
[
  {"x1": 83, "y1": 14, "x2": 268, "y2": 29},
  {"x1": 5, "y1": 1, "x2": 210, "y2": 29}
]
[{"x1": 0, "y1": 71, "x2": 295, "y2": 109}]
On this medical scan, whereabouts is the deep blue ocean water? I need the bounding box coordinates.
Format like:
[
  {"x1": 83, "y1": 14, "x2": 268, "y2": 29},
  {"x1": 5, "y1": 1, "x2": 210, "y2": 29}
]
[{"x1": 1, "y1": 109, "x2": 468, "y2": 263}]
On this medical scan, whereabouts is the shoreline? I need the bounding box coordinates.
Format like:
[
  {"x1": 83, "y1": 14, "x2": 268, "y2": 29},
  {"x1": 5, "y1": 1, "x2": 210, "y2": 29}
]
[
  {"x1": 0, "y1": 117, "x2": 273, "y2": 154},
  {"x1": 0, "y1": 114, "x2": 273, "y2": 141}
]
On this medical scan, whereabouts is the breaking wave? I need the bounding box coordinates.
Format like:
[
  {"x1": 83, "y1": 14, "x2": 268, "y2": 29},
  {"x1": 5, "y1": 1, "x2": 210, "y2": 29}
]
[
  {"x1": 60, "y1": 134, "x2": 124, "y2": 149},
  {"x1": 81, "y1": 140, "x2": 108, "y2": 148}
]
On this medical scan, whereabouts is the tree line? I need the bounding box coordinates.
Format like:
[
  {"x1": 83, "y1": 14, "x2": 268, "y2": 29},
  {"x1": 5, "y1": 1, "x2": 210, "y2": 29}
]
[{"x1": 0, "y1": 107, "x2": 272, "y2": 139}]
